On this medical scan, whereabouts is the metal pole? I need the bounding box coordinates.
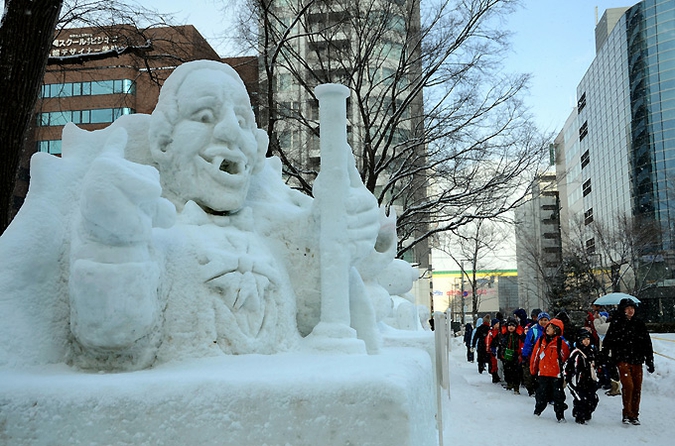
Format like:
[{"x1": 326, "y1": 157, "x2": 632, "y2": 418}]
[{"x1": 460, "y1": 260, "x2": 466, "y2": 324}]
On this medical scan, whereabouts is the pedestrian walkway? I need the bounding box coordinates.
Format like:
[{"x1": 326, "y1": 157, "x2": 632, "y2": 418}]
[{"x1": 441, "y1": 336, "x2": 672, "y2": 445}]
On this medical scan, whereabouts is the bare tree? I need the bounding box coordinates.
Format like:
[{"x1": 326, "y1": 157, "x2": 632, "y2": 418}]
[
  {"x1": 234, "y1": 0, "x2": 550, "y2": 260},
  {"x1": 590, "y1": 212, "x2": 666, "y2": 298},
  {"x1": 441, "y1": 218, "x2": 511, "y2": 324},
  {"x1": 547, "y1": 211, "x2": 668, "y2": 311},
  {"x1": 0, "y1": 0, "x2": 63, "y2": 234}
]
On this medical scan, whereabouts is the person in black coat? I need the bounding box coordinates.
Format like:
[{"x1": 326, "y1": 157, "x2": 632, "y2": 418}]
[
  {"x1": 602, "y1": 298, "x2": 655, "y2": 425},
  {"x1": 463, "y1": 323, "x2": 474, "y2": 363},
  {"x1": 565, "y1": 329, "x2": 599, "y2": 424},
  {"x1": 513, "y1": 308, "x2": 530, "y2": 330},
  {"x1": 472, "y1": 315, "x2": 491, "y2": 374}
]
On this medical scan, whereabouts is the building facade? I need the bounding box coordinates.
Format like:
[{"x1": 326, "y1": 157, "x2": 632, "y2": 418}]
[{"x1": 554, "y1": 0, "x2": 675, "y2": 322}]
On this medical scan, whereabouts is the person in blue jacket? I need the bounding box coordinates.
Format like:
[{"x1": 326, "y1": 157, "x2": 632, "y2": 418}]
[{"x1": 521, "y1": 311, "x2": 551, "y2": 396}]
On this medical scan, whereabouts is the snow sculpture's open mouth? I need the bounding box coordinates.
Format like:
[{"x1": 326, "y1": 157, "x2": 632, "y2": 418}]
[
  {"x1": 219, "y1": 158, "x2": 240, "y2": 175},
  {"x1": 200, "y1": 147, "x2": 246, "y2": 180}
]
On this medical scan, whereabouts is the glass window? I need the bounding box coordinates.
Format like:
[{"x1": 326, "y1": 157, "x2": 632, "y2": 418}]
[
  {"x1": 124, "y1": 79, "x2": 136, "y2": 95},
  {"x1": 47, "y1": 140, "x2": 62, "y2": 155},
  {"x1": 90, "y1": 108, "x2": 113, "y2": 123},
  {"x1": 91, "y1": 80, "x2": 113, "y2": 95},
  {"x1": 50, "y1": 111, "x2": 71, "y2": 126}
]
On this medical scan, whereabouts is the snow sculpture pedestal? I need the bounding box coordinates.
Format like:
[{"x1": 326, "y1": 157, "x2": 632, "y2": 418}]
[{"x1": 0, "y1": 348, "x2": 436, "y2": 446}]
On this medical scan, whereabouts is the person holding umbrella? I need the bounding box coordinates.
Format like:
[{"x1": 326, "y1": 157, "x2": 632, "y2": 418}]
[{"x1": 602, "y1": 298, "x2": 655, "y2": 425}]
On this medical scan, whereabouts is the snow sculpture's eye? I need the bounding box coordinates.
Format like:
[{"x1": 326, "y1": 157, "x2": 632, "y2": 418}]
[{"x1": 192, "y1": 109, "x2": 215, "y2": 124}]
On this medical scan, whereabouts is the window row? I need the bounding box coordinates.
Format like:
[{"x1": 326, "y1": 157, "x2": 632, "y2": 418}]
[
  {"x1": 41, "y1": 79, "x2": 136, "y2": 98},
  {"x1": 37, "y1": 107, "x2": 135, "y2": 127},
  {"x1": 37, "y1": 139, "x2": 62, "y2": 155}
]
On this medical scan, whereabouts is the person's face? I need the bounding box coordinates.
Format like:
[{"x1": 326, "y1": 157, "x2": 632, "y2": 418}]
[
  {"x1": 545, "y1": 324, "x2": 556, "y2": 335},
  {"x1": 161, "y1": 69, "x2": 264, "y2": 212},
  {"x1": 507, "y1": 324, "x2": 516, "y2": 332},
  {"x1": 581, "y1": 337, "x2": 591, "y2": 346},
  {"x1": 625, "y1": 306, "x2": 635, "y2": 319},
  {"x1": 539, "y1": 317, "x2": 550, "y2": 328}
]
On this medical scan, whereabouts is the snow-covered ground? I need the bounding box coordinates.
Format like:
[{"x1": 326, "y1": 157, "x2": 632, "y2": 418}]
[{"x1": 442, "y1": 333, "x2": 675, "y2": 445}]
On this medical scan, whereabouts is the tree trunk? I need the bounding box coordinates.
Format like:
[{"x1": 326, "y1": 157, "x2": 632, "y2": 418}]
[{"x1": 0, "y1": 0, "x2": 63, "y2": 234}]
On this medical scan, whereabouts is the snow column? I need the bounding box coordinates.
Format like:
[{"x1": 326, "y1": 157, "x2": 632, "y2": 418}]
[{"x1": 310, "y1": 83, "x2": 364, "y2": 353}]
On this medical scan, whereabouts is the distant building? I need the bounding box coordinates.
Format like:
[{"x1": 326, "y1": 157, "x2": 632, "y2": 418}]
[
  {"x1": 430, "y1": 269, "x2": 518, "y2": 322},
  {"x1": 498, "y1": 276, "x2": 520, "y2": 314},
  {"x1": 514, "y1": 173, "x2": 562, "y2": 313},
  {"x1": 12, "y1": 25, "x2": 257, "y2": 221}
]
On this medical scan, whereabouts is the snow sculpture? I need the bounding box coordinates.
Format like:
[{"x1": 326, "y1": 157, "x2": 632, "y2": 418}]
[
  {"x1": 0, "y1": 61, "x2": 438, "y2": 446},
  {"x1": 0, "y1": 60, "x2": 393, "y2": 371}
]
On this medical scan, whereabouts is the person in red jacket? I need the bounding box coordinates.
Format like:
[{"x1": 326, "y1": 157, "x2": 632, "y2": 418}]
[
  {"x1": 530, "y1": 318, "x2": 571, "y2": 422},
  {"x1": 486, "y1": 318, "x2": 502, "y2": 383}
]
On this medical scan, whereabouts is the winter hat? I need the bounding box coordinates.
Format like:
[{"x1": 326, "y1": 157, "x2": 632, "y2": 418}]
[
  {"x1": 506, "y1": 317, "x2": 518, "y2": 327},
  {"x1": 577, "y1": 328, "x2": 591, "y2": 340},
  {"x1": 619, "y1": 298, "x2": 637, "y2": 311},
  {"x1": 491, "y1": 318, "x2": 500, "y2": 327},
  {"x1": 548, "y1": 318, "x2": 564, "y2": 336},
  {"x1": 599, "y1": 311, "x2": 609, "y2": 319},
  {"x1": 513, "y1": 308, "x2": 528, "y2": 323},
  {"x1": 537, "y1": 311, "x2": 551, "y2": 321}
]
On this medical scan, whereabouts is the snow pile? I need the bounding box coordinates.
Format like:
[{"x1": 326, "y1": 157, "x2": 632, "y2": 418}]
[{"x1": 0, "y1": 349, "x2": 436, "y2": 445}]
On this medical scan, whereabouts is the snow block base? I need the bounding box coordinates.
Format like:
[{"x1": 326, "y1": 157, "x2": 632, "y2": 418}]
[{"x1": 0, "y1": 348, "x2": 436, "y2": 446}]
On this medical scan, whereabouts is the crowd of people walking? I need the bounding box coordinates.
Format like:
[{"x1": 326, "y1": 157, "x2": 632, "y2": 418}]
[{"x1": 462, "y1": 298, "x2": 655, "y2": 425}]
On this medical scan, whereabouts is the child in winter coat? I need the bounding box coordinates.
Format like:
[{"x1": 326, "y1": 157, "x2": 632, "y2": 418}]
[
  {"x1": 472, "y1": 315, "x2": 492, "y2": 374},
  {"x1": 486, "y1": 319, "x2": 501, "y2": 383},
  {"x1": 500, "y1": 317, "x2": 524, "y2": 394},
  {"x1": 530, "y1": 318, "x2": 571, "y2": 422},
  {"x1": 565, "y1": 328, "x2": 600, "y2": 424}
]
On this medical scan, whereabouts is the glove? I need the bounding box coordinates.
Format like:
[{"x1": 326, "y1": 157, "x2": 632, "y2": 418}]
[
  {"x1": 470, "y1": 348, "x2": 475, "y2": 353},
  {"x1": 646, "y1": 361, "x2": 655, "y2": 374}
]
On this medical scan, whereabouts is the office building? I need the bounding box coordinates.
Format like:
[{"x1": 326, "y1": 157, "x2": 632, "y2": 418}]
[{"x1": 555, "y1": 0, "x2": 675, "y2": 321}]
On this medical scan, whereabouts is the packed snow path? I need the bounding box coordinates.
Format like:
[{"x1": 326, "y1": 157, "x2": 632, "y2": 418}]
[{"x1": 442, "y1": 334, "x2": 674, "y2": 445}]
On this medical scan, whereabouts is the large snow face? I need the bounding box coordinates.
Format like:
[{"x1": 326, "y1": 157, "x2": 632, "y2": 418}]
[{"x1": 149, "y1": 64, "x2": 267, "y2": 213}]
